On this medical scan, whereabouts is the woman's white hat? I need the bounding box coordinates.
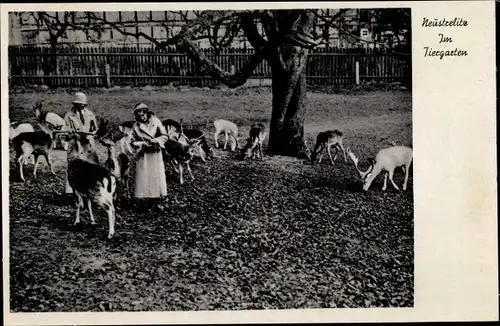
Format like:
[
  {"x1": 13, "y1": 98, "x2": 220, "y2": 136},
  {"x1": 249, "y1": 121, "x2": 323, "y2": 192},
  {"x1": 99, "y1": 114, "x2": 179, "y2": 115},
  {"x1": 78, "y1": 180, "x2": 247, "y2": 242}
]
[
  {"x1": 134, "y1": 103, "x2": 149, "y2": 110},
  {"x1": 72, "y1": 92, "x2": 88, "y2": 105}
]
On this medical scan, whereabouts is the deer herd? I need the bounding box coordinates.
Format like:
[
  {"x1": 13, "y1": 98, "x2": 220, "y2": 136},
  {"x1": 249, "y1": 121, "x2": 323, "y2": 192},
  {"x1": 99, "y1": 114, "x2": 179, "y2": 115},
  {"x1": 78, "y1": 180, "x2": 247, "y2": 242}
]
[{"x1": 8, "y1": 102, "x2": 413, "y2": 239}]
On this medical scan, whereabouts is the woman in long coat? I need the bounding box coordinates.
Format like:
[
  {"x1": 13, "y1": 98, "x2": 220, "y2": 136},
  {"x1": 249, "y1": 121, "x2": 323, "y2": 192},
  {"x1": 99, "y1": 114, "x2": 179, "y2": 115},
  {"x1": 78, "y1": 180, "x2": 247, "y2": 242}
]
[
  {"x1": 130, "y1": 103, "x2": 169, "y2": 199},
  {"x1": 63, "y1": 92, "x2": 98, "y2": 195}
]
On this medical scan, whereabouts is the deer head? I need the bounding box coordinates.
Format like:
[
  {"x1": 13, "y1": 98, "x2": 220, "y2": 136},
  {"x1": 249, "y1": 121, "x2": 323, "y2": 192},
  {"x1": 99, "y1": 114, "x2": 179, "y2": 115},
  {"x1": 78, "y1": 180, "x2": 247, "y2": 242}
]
[
  {"x1": 33, "y1": 102, "x2": 43, "y2": 119},
  {"x1": 346, "y1": 147, "x2": 374, "y2": 180}
]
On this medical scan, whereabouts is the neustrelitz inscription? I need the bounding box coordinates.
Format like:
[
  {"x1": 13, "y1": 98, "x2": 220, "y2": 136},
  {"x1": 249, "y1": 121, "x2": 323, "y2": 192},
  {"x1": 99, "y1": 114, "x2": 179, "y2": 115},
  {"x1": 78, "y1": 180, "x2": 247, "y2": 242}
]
[{"x1": 422, "y1": 17, "x2": 468, "y2": 59}]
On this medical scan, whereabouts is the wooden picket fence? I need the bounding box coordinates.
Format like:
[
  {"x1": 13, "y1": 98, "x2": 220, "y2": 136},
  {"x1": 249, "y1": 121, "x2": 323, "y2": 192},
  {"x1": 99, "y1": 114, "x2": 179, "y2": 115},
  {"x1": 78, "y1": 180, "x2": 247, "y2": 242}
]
[{"x1": 8, "y1": 45, "x2": 409, "y2": 88}]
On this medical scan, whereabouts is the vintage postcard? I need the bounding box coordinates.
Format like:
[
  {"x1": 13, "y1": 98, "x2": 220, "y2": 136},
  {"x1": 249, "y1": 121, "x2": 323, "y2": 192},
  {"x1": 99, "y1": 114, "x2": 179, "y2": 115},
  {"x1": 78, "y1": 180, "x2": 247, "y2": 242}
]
[{"x1": 1, "y1": 1, "x2": 497, "y2": 324}]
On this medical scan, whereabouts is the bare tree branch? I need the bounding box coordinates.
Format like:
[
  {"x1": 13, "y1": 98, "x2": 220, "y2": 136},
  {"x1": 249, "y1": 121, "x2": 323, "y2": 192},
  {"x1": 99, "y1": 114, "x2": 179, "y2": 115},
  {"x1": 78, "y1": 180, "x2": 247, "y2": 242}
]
[
  {"x1": 88, "y1": 10, "x2": 265, "y2": 88},
  {"x1": 240, "y1": 12, "x2": 268, "y2": 50},
  {"x1": 87, "y1": 13, "x2": 165, "y2": 47}
]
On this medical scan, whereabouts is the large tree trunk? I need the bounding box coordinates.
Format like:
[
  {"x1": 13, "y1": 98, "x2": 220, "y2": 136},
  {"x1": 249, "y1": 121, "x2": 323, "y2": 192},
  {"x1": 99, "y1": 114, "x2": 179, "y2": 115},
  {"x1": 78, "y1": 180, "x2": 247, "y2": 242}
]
[
  {"x1": 267, "y1": 61, "x2": 310, "y2": 159},
  {"x1": 264, "y1": 10, "x2": 316, "y2": 159}
]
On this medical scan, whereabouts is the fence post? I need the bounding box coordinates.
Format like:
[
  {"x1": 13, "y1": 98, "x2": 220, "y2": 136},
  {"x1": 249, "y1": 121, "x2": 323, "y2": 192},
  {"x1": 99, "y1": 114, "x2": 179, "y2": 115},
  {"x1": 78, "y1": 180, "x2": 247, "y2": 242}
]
[
  {"x1": 104, "y1": 64, "x2": 112, "y2": 88},
  {"x1": 355, "y1": 61, "x2": 360, "y2": 85}
]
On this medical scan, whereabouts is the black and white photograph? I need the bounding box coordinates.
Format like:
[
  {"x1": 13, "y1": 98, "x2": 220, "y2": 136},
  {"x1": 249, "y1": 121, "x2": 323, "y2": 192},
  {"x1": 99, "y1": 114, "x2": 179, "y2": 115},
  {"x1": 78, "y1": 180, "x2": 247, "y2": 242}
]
[{"x1": 5, "y1": 7, "x2": 415, "y2": 313}]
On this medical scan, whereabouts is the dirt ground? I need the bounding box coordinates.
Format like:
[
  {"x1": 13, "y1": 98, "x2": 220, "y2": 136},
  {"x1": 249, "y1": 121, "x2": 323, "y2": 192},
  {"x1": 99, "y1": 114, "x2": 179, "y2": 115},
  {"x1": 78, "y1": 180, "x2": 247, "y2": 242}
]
[{"x1": 8, "y1": 86, "x2": 413, "y2": 311}]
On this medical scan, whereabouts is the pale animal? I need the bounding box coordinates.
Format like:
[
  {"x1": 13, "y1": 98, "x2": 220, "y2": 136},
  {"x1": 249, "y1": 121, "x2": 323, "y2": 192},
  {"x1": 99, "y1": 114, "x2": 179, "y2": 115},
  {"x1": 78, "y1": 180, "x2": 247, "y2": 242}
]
[
  {"x1": 347, "y1": 146, "x2": 413, "y2": 191},
  {"x1": 11, "y1": 122, "x2": 60, "y2": 182},
  {"x1": 213, "y1": 119, "x2": 239, "y2": 152}
]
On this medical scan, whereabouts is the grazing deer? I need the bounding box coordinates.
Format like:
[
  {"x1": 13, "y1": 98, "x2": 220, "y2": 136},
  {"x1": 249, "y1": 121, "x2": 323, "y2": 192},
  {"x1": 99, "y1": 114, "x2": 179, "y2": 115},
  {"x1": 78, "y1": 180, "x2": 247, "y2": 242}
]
[
  {"x1": 181, "y1": 128, "x2": 214, "y2": 162},
  {"x1": 11, "y1": 121, "x2": 63, "y2": 182},
  {"x1": 163, "y1": 137, "x2": 203, "y2": 185},
  {"x1": 213, "y1": 119, "x2": 239, "y2": 152},
  {"x1": 33, "y1": 102, "x2": 66, "y2": 149},
  {"x1": 66, "y1": 132, "x2": 117, "y2": 239},
  {"x1": 241, "y1": 123, "x2": 267, "y2": 160},
  {"x1": 347, "y1": 146, "x2": 413, "y2": 191},
  {"x1": 310, "y1": 130, "x2": 347, "y2": 165}
]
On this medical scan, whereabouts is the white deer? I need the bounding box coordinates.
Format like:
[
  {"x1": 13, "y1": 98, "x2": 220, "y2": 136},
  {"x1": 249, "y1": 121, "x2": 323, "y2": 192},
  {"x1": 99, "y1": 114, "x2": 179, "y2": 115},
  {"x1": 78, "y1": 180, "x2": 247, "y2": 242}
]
[
  {"x1": 347, "y1": 146, "x2": 413, "y2": 191},
  {"x1": 213, "y1": 119, "x2": 239, "y2": 152}
]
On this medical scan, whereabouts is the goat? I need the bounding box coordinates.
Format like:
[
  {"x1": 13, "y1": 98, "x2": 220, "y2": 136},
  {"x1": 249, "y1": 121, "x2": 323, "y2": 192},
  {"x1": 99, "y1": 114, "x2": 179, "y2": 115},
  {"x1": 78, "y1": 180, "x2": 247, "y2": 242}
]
[
  {"x1": 163, "y1": 137, "x2": 203, "y2": 185},
  {"x1": 347, "y1": 146, "x2": 413, "y2": 191},
  {"x1": 33, "y1": 102, "x2": 66, "y2": 149},
  {"x1": 66, "y1": 133, "x2": 117, "y2": 239},
  {"x1": 310, "y1": 130, "x2": 347, "y2": 165},
  {"x1": 241, "y1": 123, "x2": 267, "y2": 160},
  {"x1": 213, "y1": 119, "x2": 239, "y2": 152},
  {"x1": 181, "y1": 128, "x2": 214, "y2": 162},
  {"x1": 11, "y1": 122, "x2": 62, "y2": 182}
]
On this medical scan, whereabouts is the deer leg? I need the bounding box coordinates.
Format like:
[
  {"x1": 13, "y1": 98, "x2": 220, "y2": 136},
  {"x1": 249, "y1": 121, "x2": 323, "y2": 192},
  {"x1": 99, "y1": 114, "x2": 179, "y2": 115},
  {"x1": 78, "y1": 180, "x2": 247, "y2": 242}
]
[
  {"x1": 170, "y1": 159, "x2": 179, "y2": 174},
  {"x1": 327, "y1": 145, "x2": 335, "y2": 165},
  {"x1": 214, "y1": 131, "x2": 220, "y2": 148},
  {"x1": 388, "y1": 169, "x2": 400, "y2": 190},
  {"x1": 178, "y1": 163, "x2": 184, "y2": 185},
  {"x1": 43, "y1": 152, "x2": 56, "y2": 175},
  {"x1": 403, "y1": 162, "x2": 411, "y2": 191},
  {"x1": 87, "y1": 199, "x2": 96, "y2": 225},
  {"x1": 33, "y1": 154, "x2": 41, "y2": 178},
  {"x1": 186, "y1": 162, "x2": 195, "y2": 180},
  {"x1": 332, "y1": 146, "x2": 340, "y2": 163},
  {"x1": 382, "y1": 172, "x2": 388, "y2": 191},
  {"x1": 230, "y1": 135, "x2": 237, "y2": 152},
  {"x1": 124, "y1": 175, "x2": 130, "y2": 199},
  {"x1": 259, "y1": 143, "x2": 264, "y2": 160},
  {"x1": 339, "y1": 142, "x2": 347, "y2": 163},
  {"x1": 18, "y1": 156, "x2": 25, "y2": 182},
  {"x1": 120, "y1": 139, "x2": 126, "y2": 154},
  {"x1": 74, "y1": 193, "x2": 84, "y2": 225},
  {"x1": 104, "y1": 202, "x2": 115, "y2": 239},
  {"x1": 317, "y1": 145, "x2": 324, "y2": 163},
  {"x1": 198, "y1": 146, "x2": 207, "y2": 163},
  {"x1": 223, "y1": 133, "x2": 229, "y2": 150}
]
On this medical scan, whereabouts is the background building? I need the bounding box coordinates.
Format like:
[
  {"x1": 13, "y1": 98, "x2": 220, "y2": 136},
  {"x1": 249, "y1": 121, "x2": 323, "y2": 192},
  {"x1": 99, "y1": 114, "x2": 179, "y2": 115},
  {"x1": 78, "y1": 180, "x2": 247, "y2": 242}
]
[{"x1": 8, "y1": 10, "x2": 406, "y2": 49}]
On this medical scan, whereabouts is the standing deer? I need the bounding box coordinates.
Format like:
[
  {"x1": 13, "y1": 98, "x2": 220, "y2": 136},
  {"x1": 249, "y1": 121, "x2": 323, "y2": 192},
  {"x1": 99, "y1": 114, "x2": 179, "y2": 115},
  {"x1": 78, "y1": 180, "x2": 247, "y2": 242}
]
[
  {"x1": 163, "y1": 137, "x2": 203, "y2": 185},
  {"x1": 66, "y1": 132, "x2": 117, "y2": 239},
  {"x1": 101, "y1": 140, "x2": 132, "y2": 200},
  {"x1": 33, "y1": 102, "x2": 66, "y2": 149},
  {"x1": 181, "y1": 128, "x2": 214, "y2": 162},
  {"x1": 11, "y1": 121, "x2": 64, "y2": 182}
]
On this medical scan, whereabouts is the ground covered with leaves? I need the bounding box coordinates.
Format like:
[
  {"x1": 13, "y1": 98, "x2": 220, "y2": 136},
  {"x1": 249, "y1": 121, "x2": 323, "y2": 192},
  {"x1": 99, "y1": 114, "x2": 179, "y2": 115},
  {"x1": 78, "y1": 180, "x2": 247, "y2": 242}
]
[{"x1": 8, "y1": 86, "x2": 413, "y2": 311}]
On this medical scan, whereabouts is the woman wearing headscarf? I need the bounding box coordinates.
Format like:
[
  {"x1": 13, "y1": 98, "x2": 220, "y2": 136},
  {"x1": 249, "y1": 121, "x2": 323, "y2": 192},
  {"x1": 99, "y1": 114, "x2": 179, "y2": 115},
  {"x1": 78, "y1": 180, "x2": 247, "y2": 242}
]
[{"x1": 130, "y1": 103, "x2": 169, "y2": 199}]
